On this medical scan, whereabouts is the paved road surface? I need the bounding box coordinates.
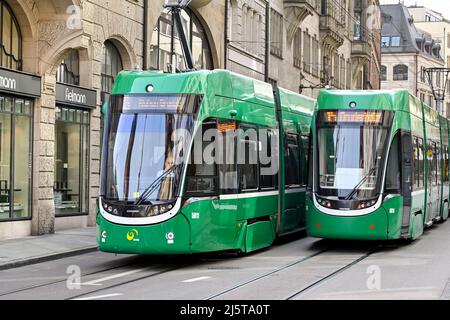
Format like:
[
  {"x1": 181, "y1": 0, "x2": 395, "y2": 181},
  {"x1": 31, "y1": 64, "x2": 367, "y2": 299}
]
[{"x1": 1, "y1": 221, "x2": 449, "y2": 300}]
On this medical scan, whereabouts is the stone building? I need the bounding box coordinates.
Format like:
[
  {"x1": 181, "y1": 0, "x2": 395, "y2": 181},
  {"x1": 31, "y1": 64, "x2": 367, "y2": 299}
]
[
  {"x1": 408, "y1": 5, "x2": 450, "y2": 116},
  {"x1": 224, "y1": 0, "x2": 380, "y2": 98},
  {"x1": 380, "y1": 4, "x2": 447, "y2": 115},
  {"x1": 0, "y1": 0, "x2": 381, "y2": 241},
  {"x1": 0, "y1": 0, "x2": 224, "y2": 241}
]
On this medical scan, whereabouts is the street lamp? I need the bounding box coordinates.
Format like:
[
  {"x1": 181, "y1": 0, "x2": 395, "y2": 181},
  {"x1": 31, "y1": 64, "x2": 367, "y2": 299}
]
[{"x1": 424, "y1": 67, "x2": 450, "y2": 115}]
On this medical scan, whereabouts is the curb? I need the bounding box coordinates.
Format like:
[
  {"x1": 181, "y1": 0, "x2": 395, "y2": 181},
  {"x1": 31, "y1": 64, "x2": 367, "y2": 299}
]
[{"x1": 0, "y1": 246, "x2": 98, "y2": 271}]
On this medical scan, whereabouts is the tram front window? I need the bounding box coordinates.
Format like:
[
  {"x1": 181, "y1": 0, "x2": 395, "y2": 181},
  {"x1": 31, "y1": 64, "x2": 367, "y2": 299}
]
[
  {"x1": 102, "y1": 94, "x2": 200, "y2": 205},
  {"x1": 316, "y1": 110, "x2": 392, "y2": 200}
]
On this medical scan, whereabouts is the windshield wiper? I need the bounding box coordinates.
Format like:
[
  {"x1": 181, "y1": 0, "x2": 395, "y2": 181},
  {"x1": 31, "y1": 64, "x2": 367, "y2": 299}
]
[
  {"x1": 134, "y1": 164, "x2": 182, "y2": 205},
  {"x1": 344, "y1": 166, "x2": 377, "y2": 201}
]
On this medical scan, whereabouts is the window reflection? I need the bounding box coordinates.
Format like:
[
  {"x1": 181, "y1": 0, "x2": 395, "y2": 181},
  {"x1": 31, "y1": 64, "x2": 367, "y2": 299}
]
[
  {"x1": 54, "y1": 106, "x2": 89, "y2": 216},
  {"x1": 0, "y1": 1, "x2": 22, "y2": 70},
  {"x1": 0, "y1": 95, "x2": 32, "y2": 221},
  {"x1": 150, "y1": 8, "x2": 212, "y2": 72}
]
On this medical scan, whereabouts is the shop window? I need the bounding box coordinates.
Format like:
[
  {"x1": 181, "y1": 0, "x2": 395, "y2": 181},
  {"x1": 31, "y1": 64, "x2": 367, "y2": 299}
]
[
  {"x1": 0, "y1": 1, "x2": 22, "y2": 70},
  {"x1": 54, "y1": 106, "x2": 89, "y2": 216},
  {"x1": 0, "y1": 95, "x2": 32, "y2": 221}
]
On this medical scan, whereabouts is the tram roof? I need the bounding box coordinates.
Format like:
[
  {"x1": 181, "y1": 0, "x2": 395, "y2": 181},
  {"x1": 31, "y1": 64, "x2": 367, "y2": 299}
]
[
  {"x1": 317, "y1": 89, "x2": 414, "y2": 112},
  {"x1": 111, "y1": 69, "x2": 275, "y2": 108},
  {"x1": 278, "y1": 87, "x2": 316, "y2": 117}
]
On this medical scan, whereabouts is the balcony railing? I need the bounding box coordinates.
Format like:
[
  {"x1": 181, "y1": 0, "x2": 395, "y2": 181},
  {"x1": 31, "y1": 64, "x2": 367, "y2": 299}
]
[
  {"x1": 319, "y1": 14, "x2": 347, "y2": 44},
  {"x1": 352, "y1": 40, "x2": 372, "y2": 58}
]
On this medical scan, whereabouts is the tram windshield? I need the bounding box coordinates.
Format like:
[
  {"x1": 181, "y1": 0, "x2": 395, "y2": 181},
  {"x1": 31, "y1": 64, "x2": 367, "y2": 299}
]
[
  {"x1": 316, "y1": 110, "x2": 393, "y2": 200},
  {"x1": 102, "y1": 94, "x2": 201, "y2": 203}
]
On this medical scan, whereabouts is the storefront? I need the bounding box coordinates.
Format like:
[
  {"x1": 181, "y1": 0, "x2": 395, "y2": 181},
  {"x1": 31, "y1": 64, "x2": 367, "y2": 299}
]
[
  {"x1": 54, "y1": 82, "x2": 96, "y2": 217},
  {"x1": 0, "y1": 67, "x2": 40, "y2": 222}
]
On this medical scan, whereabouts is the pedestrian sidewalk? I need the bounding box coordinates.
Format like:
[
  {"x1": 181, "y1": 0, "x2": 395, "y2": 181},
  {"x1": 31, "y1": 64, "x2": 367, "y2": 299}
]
[{"x1": 0, "y1": 228, "x2": 97, "y2": 271}]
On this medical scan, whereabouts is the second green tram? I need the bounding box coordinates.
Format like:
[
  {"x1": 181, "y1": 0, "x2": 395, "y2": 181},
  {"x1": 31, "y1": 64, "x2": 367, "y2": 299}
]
[
  {"x1": 306, "y1": 89, "x2": 449, "y2": 241},
  {"x1": 97, "y1": 69, "x2": 315, "y2": 254}
]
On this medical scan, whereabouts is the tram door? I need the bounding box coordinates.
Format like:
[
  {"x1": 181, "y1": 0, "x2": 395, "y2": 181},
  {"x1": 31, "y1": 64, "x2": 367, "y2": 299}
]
[
  {"x1": 425, "y1": 141, "x2": 435, "y2": 223},
  {"x1": 426, "y1": 141, "x2": 438, "y2": 223},
  {"x1": 435, "y1": 143, "x2": 442, "y2": 219}
]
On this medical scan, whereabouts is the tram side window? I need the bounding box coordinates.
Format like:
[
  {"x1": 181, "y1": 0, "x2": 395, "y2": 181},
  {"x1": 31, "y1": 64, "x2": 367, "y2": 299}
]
[
  {"x1": 412, "y1": 137, "x2": 418, "y2": 190},
  {"x1": 219, "y1": 122, "x2": 238, "y2": 194},
  {"x1": 238, "y1": 125, "x2": 259, "y2": 191},
  {"x1": 427, "y1": 141, "x2": 437, "y2": 186},
  {"x1": 436, "y1": 143, "x2": 441, "y2": 185},
  {"x1": 300, "y1": 134, "x2": 309, "y2": 186},
  {"x1": 260, "y1": 129, "x2": 278, "y2": 190},
  {"x1": 418, "y1": 138, "x2": 425, "y2": 188},
  {"x1": 385, "y1": 134, "x2": 401, "y2": 193},
  {"x1": 285, "y1": 133, "x2": 301, "y2": 188},
  {"x1": 185, "y1": 121, "x2": 218, "y2": 196},
  {"x1": 444, "y1": 145, "x2": 449, "y2": 183}
]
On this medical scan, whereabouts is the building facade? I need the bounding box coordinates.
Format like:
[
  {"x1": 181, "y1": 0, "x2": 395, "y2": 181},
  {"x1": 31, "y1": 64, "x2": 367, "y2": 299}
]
[
  {"x1": 0, "y1": 0, "x2": 224, "y2": 241},
  {"x1": 408, "y1": 5, "x2": 450, "y2": 116},
  {"x1": 0, "y1": 0, "x2": 381, "y2": 241},
  {"x1": 380, "y1": 4, "x2": 447, "y2": 116},
  {"x1": 224, "y1": 0, "x2": 381, "y2": 98}
]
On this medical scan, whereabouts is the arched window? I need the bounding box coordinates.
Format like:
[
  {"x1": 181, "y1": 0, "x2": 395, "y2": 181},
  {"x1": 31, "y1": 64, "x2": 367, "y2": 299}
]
[
  {"x1": 56, "y1": 50, "x2": 80, "y2": 85},
  {"x1": 149, "y1": 8, "x2": 212, "y2": 72},
  {"x1": 393, "y1": 64, "x2": 408, "y2": 81},
  {"x1": 381, "y1": 65, "x2": 387, "y2": 81},
  {"x1": 101, "y1": 41, "x2": 123, "y2": 98},
  {"x1": 0, "y1": 1, "x2": 22, "y2": 70}
]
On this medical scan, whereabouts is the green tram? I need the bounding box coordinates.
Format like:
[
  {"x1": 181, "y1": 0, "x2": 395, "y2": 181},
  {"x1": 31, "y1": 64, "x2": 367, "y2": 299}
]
[
  {"x1": 306, "y1": 89, "x2": 449, "y2": 241},
  {"x1": 97, "y1": 69, "x2": 315, "y2": 254}
]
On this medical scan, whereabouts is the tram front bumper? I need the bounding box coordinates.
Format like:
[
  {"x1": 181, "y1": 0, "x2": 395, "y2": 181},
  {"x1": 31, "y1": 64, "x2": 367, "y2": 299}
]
[
  {"x1": 96, "y1": 211, "x2": 191, "y2": 255},
  {"x1": 306, "y1": 197, "x2": 389, "y2": 241}
]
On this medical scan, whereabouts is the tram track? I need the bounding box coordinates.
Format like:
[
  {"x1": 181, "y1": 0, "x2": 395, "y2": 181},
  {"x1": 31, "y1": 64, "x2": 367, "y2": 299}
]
[
  {"x1": 206, "y1": 244, "x2": 380, "y2": 300},
  {"x1": 66, "y1": 264, "x2": 187, "y2": 300},
  {"x1": 286, "y1": 248, "x2": 378, "y2": 300},
  {"x1": 0, "y1": 240, "x2": 381, "y2": 300},
  {"x1": 0, "y1": 252, "x2": 204, "y2": 300},
  {"x1": 205, "y1": 247, "x2": 331, "y2": 300},
  {"x1": 0, "y1": 256, "x2": 147, "y2": 298}
]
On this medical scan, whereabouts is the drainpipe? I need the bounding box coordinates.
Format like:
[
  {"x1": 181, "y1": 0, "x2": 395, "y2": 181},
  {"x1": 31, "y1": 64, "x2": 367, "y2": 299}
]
[
  {"x1": 415, "y1": 52, "x2": 418, "y2": 97},
  {"x1": 143, "y1": 0, "x2": 148, "y2": 70},
  {"x1": 224, "y1": 0, "x2": 228, "y2": 69},
  {"x1": 265, "y1": 2, "x2": 270, "y2": 82}
]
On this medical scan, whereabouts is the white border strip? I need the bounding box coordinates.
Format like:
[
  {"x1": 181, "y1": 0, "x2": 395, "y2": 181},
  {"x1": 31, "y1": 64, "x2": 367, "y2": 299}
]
[
  {"x1": 99, "y1": 197, "x2": 182, "y2": 226},
  {"x1": 312, "y1": 194, "x2": 382, "y2": 217}
]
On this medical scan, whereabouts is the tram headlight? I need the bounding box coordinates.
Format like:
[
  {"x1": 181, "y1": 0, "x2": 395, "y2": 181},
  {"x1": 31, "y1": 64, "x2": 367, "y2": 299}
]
[
  {"x1": 316, "y1": 197, "x2": 332, "y2": 208},
  {"x1": 358, "y1": 199, "x2": 377, "y2": 210},
  {"x1": 146, "y1": 203, "x2": 175, "y2": 217}
]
